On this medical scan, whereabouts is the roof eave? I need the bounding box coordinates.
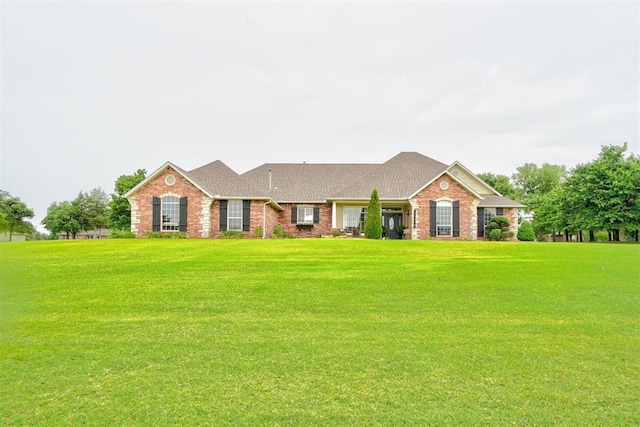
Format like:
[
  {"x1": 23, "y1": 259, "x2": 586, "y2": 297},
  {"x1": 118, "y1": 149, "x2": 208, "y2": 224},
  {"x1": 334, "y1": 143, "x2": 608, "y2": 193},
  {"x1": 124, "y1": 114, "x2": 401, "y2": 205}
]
[{"x1": 447, "y1": 161, "x2": 503, "y2": 196}]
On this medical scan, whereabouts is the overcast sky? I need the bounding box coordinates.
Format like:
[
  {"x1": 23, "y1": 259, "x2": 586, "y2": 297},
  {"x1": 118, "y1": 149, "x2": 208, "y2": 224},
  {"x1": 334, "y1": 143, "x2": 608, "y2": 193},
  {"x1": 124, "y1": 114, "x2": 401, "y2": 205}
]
[{"x1": 1, "y1": 1, "x2": 638, "y2": 229}]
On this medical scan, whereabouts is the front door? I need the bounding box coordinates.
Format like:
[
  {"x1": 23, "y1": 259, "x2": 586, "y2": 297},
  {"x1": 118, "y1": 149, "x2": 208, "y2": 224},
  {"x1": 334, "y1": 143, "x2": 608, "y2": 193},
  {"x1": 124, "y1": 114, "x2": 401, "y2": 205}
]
[{"x1": 383, "y1": 214, "x2": 403, "y2": 239}]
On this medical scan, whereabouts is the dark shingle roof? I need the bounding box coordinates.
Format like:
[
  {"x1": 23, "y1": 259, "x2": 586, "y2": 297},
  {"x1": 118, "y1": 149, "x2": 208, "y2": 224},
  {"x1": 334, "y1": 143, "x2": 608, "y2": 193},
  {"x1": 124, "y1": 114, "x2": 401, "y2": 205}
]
[
  {"x1": 330, "y1": 152, "x2": 448, "y2": 199},
  {"x1": 187, "y1": 160, "x2": 267, "y2": 198},
  {"x1": 241, "y1": 152, "x2": 449, "y2": 201},
  {"x1": 241, "y1": 163, "x2": 378, "y2": 202},
  {"x1": 139, "y1": 153, "x2": 524, "y2": 209},
  {"x1": 478, "y1": 194, "x2": 525, "y2": 208}
]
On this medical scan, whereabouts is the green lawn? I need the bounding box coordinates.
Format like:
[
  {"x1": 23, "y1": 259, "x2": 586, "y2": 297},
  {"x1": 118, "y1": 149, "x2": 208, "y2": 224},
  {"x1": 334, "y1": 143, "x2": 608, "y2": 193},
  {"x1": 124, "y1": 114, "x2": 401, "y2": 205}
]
[{"x1": 1, "y1": 239, "x2": 638, "y2": 425}]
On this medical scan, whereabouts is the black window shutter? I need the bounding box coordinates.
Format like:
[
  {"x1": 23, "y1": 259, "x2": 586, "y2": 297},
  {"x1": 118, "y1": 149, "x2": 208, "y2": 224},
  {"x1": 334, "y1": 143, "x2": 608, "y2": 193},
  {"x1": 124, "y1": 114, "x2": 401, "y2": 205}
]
[
  {"x1": 429, "y1": 201, "x2": 437, "y2": 237},
  {"x1": 242, "y1": 200, "x2": 251, "y2": 232},
  {"x1": 497, "y1": 207, "x2": 504, "y2": 215},
  {"x1": 219, "y1": 200, "x2": 228, "y2": 231},
  {"x1": 453, "y1": 201, "x2": 460, "y2": 237},
  {"x1": 477, "y1": 207, "x2": 485, "y2": 238},
  {"x1": 152, "y1": 197, "x2": 161, "y2": 232},
  {"x1": 313, "y1": 207, "x2": 320, "y2": 224},
  {"x1": 291, "y1": 207, "x2": 297, "y2": 224},
  {"x1": 179, "y1": 197, "x2": 188, "y2": 232}
]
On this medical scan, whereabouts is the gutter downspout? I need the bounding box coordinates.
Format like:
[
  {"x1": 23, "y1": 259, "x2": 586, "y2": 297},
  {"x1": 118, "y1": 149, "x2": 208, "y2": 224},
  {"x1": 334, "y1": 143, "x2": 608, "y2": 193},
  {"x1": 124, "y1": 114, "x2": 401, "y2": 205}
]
[{"x1": 263, "y1": 201, "x2": 269, "y2": 239}]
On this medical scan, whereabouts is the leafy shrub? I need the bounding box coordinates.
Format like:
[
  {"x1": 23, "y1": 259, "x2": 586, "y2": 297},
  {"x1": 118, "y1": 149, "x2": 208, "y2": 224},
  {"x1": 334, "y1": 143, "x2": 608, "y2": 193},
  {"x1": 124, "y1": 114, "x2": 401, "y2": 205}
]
[
  {"x1": 254, "y1": 226, "x2": 263, "y2": 238},
  {"x1": 110, "y1": 230, "x2": 136, "y2": 239},
  {"x1": 145, "y1": 232, "x2": 186, "y2": 239},
  {"x1": 331, "y1": 230, "x2": 343, "y2": 237},
  {"x1": 283, "y1": 233, "x2": 295, "y2": 239},
  {"x1": 219, "y1": 230, "x2": 243, "y2": 239},
  {"x1": 517, "y1": 221, "x2": 535, "y2": 241},
  {"x1": 272, "y1": 224, "x2": 284, "y2": 238},
  {"x1": 489, "y1": 229, "x2": 502, "y2": 241},
  {"x1": 595, "y1": 231, "x2": 609, "y2": 242},
  {"x1": 486, "y1": 215, "x2": 511, "y2": 241}
]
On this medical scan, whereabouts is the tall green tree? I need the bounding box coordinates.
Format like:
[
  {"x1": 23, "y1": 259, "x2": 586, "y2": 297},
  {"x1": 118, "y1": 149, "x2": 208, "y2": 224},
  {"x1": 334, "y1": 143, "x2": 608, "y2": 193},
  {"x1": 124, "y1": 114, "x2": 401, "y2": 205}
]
[
  {"x1": 108, "y1": 169, "x2": 146, "y2": 231},
  {"x1": 42, "y1": 201, "x2": 82, "y2": 239},
  {"x1": 532, "y1": 185, "x2": 570, "y2": 241},
  {"x1": 512, "y1": 163, "x2": 567, "y2": 212},
  {"x1": 0, "y1": 190, "x2": 35, "y2": 241},
  {"x1": 364, "y1": 189, "x2": 382, "y2": 239},
  {"x1": 564, "y1": 143, "x2": 639, "y2": 241},
  {"x1": 74, "y1": 188, "x2": 110, "y2": 236},
  {"x1": 477, "y1": 172, "x2": 520, "y2": 201}
]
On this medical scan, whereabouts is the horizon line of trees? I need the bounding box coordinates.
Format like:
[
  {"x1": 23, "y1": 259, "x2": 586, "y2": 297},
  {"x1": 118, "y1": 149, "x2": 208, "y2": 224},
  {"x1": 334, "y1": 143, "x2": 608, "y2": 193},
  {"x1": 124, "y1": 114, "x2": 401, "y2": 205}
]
[
  {"x1": 41, "y1": 169, "x2": 147, "y2": 239},
  {"x1": 0, "y1": 169, "x2": 146, "y2": 241},
  {"x1": 478, "y1": 142, "x2": 639, "y2": 242},
  {"x1": 3, "y1": 143, "x2": 639, "y2": 242}
]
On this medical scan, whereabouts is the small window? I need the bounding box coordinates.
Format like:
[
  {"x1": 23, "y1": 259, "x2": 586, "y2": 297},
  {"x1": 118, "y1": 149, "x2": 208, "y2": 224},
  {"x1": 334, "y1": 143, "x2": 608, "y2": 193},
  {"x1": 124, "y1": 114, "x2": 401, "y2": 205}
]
[
  {"x1": 412, "y1": 208, "x2": 417, "y2": 228},
  {"x1": 484, "y1": 208, "x2": 496, "y2": 236},
  {"x1": 297, "y1": 206, "x2": 314, "y2": 224},
  {"x1": 161, "y1": 196, "x2": 179, "y2": 231},
  {"x1": 228, "y1": 200, "x2": 243, "y2": 231},
  {"x1": 452, "y1": 170, "x2": 459, "y2": 177},
  {"x1": 436, "y1": 201, "x2": 452, "y2": 236},
  {"x1": 165, "y1": 175, "x2": 176, "y2": 186},
  {"x1": 440, "y1": 181, "x2": 450, "y2": 190}
]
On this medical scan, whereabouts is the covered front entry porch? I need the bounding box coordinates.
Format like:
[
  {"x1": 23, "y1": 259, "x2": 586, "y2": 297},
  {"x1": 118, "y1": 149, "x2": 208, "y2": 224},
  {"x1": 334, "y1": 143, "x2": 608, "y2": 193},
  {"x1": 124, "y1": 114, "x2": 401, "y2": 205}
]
[
  {"x1": 381, "y1": 206, "x2": 407, "y2": 239},
  {"x1": 330, "y1": 201, "x2": 411, "y2": 239}
]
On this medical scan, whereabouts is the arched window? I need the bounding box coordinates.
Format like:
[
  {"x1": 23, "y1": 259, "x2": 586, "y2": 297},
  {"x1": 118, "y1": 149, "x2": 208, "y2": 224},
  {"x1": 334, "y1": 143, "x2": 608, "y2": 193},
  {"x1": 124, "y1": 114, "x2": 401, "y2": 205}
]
[{"x1": 162, "y1": 196, "x2": 180, "y2": 231}]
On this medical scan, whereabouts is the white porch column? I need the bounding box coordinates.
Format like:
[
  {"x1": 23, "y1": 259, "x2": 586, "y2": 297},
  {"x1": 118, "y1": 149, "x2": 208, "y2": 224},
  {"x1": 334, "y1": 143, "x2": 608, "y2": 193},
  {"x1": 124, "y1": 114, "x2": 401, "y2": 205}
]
[
  {"x1": 332, "y1": 201, "x2": 337, "y2": 228},
  {"x1": 409, "y1": 198, "x2": 419, "y2": 240}
]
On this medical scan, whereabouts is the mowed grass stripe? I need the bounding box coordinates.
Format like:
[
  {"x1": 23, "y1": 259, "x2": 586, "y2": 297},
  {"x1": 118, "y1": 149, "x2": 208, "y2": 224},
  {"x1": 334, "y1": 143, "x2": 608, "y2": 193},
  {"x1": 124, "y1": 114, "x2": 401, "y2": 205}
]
[{"x1": 1, "y1": 240, "x2": 638, "y2": 425}]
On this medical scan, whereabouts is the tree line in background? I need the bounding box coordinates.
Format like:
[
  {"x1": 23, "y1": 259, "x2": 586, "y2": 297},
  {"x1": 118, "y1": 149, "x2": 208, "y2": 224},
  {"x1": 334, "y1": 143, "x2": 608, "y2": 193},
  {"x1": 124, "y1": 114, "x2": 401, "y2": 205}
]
[
  {"x1": 0, "y1": 169, "x2": 146, "y2": 241},
  {"x1": 478, "y1": 143, "x2": 639, "y2": 242},
  {"x1": 0, "y1": 190, "x2": 35, "y2": 241},
  {"x1": 40, "y1": 169, "x2": 147, "y2": 239},
  {"x1": 2, "y1": 143, "x2": 638, "y2": 242}
]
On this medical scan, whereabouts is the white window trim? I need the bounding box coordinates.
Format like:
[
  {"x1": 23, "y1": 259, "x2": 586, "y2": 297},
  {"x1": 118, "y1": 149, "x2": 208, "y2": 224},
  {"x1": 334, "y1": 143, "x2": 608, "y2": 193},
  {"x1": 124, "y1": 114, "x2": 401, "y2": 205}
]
[
  {"x1": 228, "y1": 200, "x2": 243, "y2": 231},
  {"x1": 161, "y1": 195, "x2": 180, "y2": 232},
  {"x1": 297, "y1": 206, "x2": 314, "y2": 224},
  {"x1": 343, "y1": 206, "x2": 367, "y2": 231},
  {"x1": 436, "y1": 200, "x2": 453, "y2": 237}
]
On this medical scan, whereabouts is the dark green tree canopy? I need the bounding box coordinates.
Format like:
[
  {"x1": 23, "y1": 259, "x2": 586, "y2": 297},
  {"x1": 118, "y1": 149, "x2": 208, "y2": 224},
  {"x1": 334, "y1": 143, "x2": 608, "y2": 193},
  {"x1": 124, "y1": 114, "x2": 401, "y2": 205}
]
[
  {"x1": 512, "y1": 163, "x2": 567, "y2": 212},
  {"x1": 109, "y1": 169, "x2": 146, "y2": 231},
  {"x1": 476, "y1": 172, "x2": 520, "y2": 201},
  {"x1": 42, "y1": 201, "x2": 81, "y2": 239},
  {"x1": 0, "y1": 190, "x2": 35, "y2": 241},
  {"x1": 531, "y1": 143, "x2": 639, "y2": 241}
]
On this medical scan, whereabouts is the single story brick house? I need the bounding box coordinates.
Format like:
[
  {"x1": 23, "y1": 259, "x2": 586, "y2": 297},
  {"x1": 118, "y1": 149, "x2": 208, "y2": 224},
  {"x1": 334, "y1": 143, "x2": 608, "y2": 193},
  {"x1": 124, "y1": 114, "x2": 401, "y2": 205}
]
[{"x1": 124, "y1": 152, "x2": 524, "y2": 239}]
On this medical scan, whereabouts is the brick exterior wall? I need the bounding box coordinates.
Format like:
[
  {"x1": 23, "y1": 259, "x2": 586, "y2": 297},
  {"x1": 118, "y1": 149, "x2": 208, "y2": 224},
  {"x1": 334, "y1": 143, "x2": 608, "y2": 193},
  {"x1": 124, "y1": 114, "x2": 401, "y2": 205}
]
[
  {"x1": 129, "y1": 166, "x2": 280, "y2": 238},
  {"x1": 411, "y1": 175, "x2": 480, "y2": 240},
  {"x1": 208, "y1": 200, "x2": 281, "y2": 238},
  {"x1": 129, "y1": 166, "x2": 516, "y2": 240},
  {"x1": 278, "y1": 203, "x2": 333, "y2": 238},
  {"x1": 128, "y1": 167, "x2": 209, "y2": 238}
]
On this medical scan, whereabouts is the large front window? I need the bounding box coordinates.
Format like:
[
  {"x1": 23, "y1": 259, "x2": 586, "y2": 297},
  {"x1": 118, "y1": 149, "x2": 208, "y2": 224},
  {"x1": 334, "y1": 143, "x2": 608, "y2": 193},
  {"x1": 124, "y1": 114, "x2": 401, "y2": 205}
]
[
  {"x1": 228, "y1": 200, "x2": 243, "y2": 231},
  {"x1": 297, "y1": 206, "x2": 314, "y2": 224},
  {"x1": 162, "y1": 196, "x2": 179, "y2": 231},
  {"x1": 436, "y1": 201, "x2": 452, "y2": 236},
  {"x1": 344, "y1": 207, "x2": 367, "y2": 231}
]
